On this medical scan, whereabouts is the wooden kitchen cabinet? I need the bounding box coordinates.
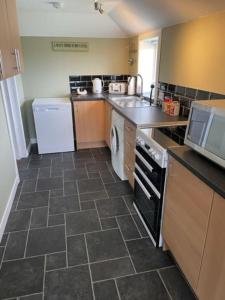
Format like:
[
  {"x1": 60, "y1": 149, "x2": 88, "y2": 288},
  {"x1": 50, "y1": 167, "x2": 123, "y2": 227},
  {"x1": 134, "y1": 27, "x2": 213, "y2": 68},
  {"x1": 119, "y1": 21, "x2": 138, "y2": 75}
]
[
  {"x1": 0, "y1": 0, "x2": 23, "y2": 80},
  {"x1": 124, "y1": 119, "x2": 136, "y2": 188},
  {"x1": 162, "y1": 157, "x2": 214, "y2": 291},
  {"x1": 73, "y1": 100, "x2": 105, "y2": 149},
  {"x1": 105, "y1": 101, "x2": 112, "y2": 149},
  {"x1": 197, "y1": 192, "x2": 225, "y2": 300}
]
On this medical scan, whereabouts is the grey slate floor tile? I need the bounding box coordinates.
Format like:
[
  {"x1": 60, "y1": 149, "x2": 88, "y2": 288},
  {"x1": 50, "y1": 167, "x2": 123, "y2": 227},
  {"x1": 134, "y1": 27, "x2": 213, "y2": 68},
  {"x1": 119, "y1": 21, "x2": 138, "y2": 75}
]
[
  {"x1": 81, "y1": 201, "x2": 96, "y2": 211},
  {"x1": 100, "y1": 217, "x2": 118, "y2": 230},
  {"x1": 86, "y1": 229, "x2": 128, "y2": 262},
  {"x1": 26, "y1": 226, "x2": 66, "y2": 257},
  {"x1": 49, "y1": 195, "x2": 80, "y2": 215},
  {"x1": 36, "y1": 178, "x2": 63, "y2": 191},
  {"x1": 30, "y1": 207, "x2": 48, "y2": 229},
  {"x1": 48, "y1": 214, "x2": 64, "y2": 226},
  {"x1": 0, "y1": 256, "x2": 44, "y2": 299},
  {"x1": 66, "y1": 210, "x2": 101, "y2": 235},
  {"x1": 159, "y1": 266, "x2": 196, "y2": 300},
  {"x1": 21, "y1": 180, "x2": 36, "y2": 193},
  {"x1": 132, "y1": 214, "x2": 149, "y2": 237},
  {"x1": 20, "y1": 293, "x2": 43, "y2": 299},
  {"x1": 63, "y1": 181, "x2": 78, "y2": 196},
  {"x1": 44, "y1": 265, "x2": 93, "y2": 300},
  {"x1": 18, "y1": 191, "x2": 49, "y2": 210},
  {"x1": 94, "y1": 280, "x2": 120, "y2": 300},
  {"x1": 127, "y1": 238, "x2": 174, "y2": 272},
  {"x1": 46, "y1": 252, "x2": 66, "y2": 271},
  {"x1": 64, "y1": 168, "x2": 88, "y2": 181},
  {"x1": 78, "y1": 178, "x2": 104, "y2": 194},
  {"x1": 5, "y1": 210, "x2": 31, "y2": 233},
  {"x1": 4, "y1": 231, "x2": 27, "y2": 260},
  {"x1": 117, "y1": 215, "x2": 141, "y2": 240},
  {"x1": 79, "y1": 190, "x2": 108, "y2": 202},
  {"x1": 116, "y1": 271, "x2": 170, "y2": 300},
  {"x1": 19, "y1": 168, "x2": 38, "y2": 181},
  {"x1": 91, "y1": 257, "x2": 134, "y2": 282},
  {"x1": 105, "y1": 181, "x2": 133, "y2": 197},
  {"x1": 96, "y1": 197, "x2": 129, "y2": 218},
  {"x1": 67, "y1": 235, "x2": 88, "y2": 266}
]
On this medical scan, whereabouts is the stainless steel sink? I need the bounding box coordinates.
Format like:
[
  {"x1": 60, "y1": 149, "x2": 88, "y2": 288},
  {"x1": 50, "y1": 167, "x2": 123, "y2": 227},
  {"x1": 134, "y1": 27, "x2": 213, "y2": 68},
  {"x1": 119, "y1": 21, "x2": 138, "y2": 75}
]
[{"x1": 109, "y1": 96, "x2": 150, "y2": 108}]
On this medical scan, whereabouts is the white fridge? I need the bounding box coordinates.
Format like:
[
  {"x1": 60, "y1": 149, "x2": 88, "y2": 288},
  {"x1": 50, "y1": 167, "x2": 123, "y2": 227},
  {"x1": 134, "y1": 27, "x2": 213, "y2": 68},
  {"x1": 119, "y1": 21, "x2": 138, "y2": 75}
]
[{"x1": 32, "y1": 98, "x2": 74, "y2": 154}]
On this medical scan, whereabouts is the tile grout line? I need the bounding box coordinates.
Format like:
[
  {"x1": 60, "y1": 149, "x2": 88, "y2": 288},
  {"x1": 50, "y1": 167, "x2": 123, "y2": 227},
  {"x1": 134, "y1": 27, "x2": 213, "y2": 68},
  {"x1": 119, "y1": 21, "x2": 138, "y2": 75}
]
[
  {"x1": 114, "y1": 279, "x2": 122, "y2": 300},
  {"x1": 35, "y1": 167, "x2": 40, "y2": 192},
  {"x1": 15, "y1": 179, "x2": 25, "y2": 211},
  {"x1": 0, "y1": 232, "x2": 10, "y2": 269},
  {"x1": 84, "y1": 234, "x2": 96, "y2": 300},
  {"x1": 24, "y1": 208, "x2": 33, "y2": 258},
  {"x1": 42, "y1": 255, "x2": 47, "y2": 300},
  {"x1": 64, "y1": 213, "x2": 68, "y2": 268},
  {"x1": 47, "y1": 190, "x2": 50, "y2": 227},
  {"x1": 157, "y1": 269, "x2": 173, "y2": 300}
]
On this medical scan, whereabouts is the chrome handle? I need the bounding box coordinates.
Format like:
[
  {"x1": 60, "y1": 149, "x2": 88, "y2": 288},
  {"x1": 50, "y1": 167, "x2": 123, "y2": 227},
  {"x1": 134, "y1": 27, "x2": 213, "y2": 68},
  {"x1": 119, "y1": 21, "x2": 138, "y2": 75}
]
[
  {"x1": 14, "y1": 48, "x2": 21, "y2": 72},
  {"x1": 0, "y1": 50, "x2": 4, "y2": 77},
  {"x1": 133, "y1": 173, "x2": 152, "y2": 200},
  {"x1": 135, "y1": 149, "x2": 153, "y2": 172}
]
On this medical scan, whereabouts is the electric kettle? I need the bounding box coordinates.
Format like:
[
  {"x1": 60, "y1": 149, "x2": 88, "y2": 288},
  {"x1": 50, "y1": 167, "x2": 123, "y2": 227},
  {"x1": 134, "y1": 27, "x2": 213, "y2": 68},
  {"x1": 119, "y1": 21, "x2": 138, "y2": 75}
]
[{"x1": 92, "y1": 78, "x2": 104, "y2": 94}]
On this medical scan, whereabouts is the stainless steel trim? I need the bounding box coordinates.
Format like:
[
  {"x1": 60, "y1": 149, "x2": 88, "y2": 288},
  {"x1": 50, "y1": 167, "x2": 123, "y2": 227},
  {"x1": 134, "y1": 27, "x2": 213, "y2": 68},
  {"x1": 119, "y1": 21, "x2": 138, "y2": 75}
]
[
  {"x1": 133, "y1": 172, "x2": 151, "y2": 200},
  {"x1": 135, "y1": 163, "x2": 161, "y2": 198},
  {"x1": 135, "y1": 149, "x2": 153, "y2": 172}
]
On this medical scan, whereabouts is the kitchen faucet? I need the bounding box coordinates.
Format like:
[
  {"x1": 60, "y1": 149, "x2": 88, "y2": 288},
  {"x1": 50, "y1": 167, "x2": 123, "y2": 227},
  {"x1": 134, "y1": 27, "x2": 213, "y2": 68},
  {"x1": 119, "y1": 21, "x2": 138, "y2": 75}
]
[{"x1": 128, "y1": 74, "x2": 144, "y2": 99}]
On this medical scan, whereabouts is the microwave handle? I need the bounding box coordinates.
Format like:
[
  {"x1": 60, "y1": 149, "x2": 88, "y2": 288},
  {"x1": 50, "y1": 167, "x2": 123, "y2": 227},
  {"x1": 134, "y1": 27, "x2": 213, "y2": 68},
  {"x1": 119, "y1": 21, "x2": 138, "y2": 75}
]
[{"x1": 134, "y1": 173, "x2": 152, "y2": 200}]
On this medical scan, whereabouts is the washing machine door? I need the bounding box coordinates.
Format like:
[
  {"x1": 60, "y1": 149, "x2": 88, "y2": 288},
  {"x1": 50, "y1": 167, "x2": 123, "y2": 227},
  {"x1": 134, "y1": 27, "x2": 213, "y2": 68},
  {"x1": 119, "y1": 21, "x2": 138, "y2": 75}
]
[{"x1": 111, "y1": 125, "x2": 119, "y2": 154}]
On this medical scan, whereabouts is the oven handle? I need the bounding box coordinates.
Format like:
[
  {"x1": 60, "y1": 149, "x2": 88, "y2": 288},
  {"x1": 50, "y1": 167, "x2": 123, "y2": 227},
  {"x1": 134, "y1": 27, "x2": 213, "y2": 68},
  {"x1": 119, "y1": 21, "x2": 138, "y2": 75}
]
[
  {"x1": 135, "y1": 163, "x2": 161, "y2": 199},
  {"x1": 133, "y1": 173, "x2": 152, "y2": 200},
  {"x1": 135, "y1": 149, "x2": 153, "y2": 172}
]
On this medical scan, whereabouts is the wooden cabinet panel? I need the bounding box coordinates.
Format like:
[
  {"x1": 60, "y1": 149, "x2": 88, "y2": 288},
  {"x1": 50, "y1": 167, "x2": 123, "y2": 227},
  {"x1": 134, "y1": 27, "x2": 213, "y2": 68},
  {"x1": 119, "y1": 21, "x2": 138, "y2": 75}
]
[
  {"x1": 74, "y1": 100, "x2": 105, "y2": 149},
  {"x1": 163, "y1": 157, "x2": 213, "y2": 291},
  {"x1": 124, "y1": 119, "x2": 136, "y2": 188},
  {"x1": 5, "y1": 0, "x2": 24, "y2": 74},
  {"x1": 197, "y1": 192, "x2": 225, "y2": 300},
  {"x1": 105, "y1": 101, "x2": 112, "y2": 148}
]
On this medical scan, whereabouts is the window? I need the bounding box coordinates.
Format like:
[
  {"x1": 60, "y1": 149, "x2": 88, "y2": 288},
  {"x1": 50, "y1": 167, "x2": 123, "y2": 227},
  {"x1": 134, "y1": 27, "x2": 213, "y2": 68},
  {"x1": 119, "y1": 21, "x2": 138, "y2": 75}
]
[{"x1": 138, "y1": 37, "x2": 159, "y2": 98}]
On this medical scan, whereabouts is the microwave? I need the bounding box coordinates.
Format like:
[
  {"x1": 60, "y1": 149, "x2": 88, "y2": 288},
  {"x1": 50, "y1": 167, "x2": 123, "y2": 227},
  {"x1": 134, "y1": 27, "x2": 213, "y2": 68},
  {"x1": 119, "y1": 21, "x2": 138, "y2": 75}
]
[{"x1": 185, "y1": 100, "x2": 225, "y2": 168}]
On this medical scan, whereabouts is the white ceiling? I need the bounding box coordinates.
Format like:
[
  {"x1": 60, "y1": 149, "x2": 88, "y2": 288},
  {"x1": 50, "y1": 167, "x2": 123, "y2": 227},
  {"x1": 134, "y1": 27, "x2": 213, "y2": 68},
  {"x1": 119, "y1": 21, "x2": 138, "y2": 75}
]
[{"x1": 17, "y1": 0, "x2": 225, "y2": 37}]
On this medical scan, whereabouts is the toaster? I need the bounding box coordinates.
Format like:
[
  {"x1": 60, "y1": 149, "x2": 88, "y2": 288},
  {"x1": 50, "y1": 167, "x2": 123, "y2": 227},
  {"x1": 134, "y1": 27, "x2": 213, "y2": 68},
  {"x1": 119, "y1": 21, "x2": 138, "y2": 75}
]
[{"x1": 109, "y1": 82, "x2": 127, "y2": 94}]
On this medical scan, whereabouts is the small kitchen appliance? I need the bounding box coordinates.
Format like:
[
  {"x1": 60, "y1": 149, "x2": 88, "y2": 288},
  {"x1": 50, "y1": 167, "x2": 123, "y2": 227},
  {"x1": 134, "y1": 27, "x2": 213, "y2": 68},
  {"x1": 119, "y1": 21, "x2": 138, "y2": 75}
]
[
  {"x1": 185, "y1": 100, "x2": 225, "y2": 168},
  {"x1": 109, "y1": 82, "x2": 127, "y2": 95},
  {"x1": 92, "y1": 78, "x2": 104, "y2": 94}
]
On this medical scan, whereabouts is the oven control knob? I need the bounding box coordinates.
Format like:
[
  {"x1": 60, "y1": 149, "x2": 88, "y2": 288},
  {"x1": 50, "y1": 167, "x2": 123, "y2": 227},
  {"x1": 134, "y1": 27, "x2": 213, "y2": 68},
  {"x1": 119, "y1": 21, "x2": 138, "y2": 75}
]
[{"x1": 155, "y1": 154, "x2": 161, "y2": 160}]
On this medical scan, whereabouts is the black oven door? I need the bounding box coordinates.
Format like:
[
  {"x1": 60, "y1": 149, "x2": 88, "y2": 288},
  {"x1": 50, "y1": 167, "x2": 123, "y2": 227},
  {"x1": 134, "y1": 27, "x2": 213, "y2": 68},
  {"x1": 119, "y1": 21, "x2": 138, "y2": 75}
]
[{"x1": 134, "y1": 169, "x2": 162, "y2": 246}]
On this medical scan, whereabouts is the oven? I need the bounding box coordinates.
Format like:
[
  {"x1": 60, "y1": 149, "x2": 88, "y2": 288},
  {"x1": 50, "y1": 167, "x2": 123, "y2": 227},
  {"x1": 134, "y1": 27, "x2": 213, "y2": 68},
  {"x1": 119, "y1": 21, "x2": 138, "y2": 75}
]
[{"x1": 133, "y1": 128, "x2": 180, "y2": 247}]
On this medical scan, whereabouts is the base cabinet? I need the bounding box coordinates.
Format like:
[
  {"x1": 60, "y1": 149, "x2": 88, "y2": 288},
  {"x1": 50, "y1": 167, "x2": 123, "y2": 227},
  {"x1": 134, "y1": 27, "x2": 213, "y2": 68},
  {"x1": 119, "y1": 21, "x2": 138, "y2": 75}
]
[
  {"x1": 163, "y1": 157, "x2": 213, "y2": 291},
  {"x1": 124, "y1": 119, "x2": 136, "y2": 188},
  {"x1": 73, "y1": 100, "x2": 105, "y2": 149},
  {"x1": 197, "y1": 192, "x2": 225, "y2": 300}
]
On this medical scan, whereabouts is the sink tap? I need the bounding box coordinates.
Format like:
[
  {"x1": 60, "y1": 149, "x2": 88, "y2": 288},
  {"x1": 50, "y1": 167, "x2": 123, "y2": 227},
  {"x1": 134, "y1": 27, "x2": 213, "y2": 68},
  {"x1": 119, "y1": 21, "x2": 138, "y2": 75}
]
[{"x1": 128, "y1": 74, "x2": 144, "y2": 99}]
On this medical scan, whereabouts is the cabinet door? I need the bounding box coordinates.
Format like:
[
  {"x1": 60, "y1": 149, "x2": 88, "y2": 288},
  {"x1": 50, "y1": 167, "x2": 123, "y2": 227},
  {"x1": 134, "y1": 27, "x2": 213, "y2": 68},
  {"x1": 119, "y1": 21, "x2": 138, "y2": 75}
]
[
  {"x1": 124, "y1": 119, "x2": 136, "y2": 188},
  {"x1": 105, "y1": 101, "x2": 112, "y2": 148},
  {"x1": 197, "y1": 193, "x2": 225, "y2": 300},
  {"x1": 163, "y1": 157, "x2": 213, "y2": 291},
  {"x1": 0, "y1": 0, "x2": 12, "y2": 79},
  {"x1": 5, "y1": 0, "x2": 24, "y2": 75},
  {"x1": 74, "y1": 101, "x2": 105, "y2": 149}
]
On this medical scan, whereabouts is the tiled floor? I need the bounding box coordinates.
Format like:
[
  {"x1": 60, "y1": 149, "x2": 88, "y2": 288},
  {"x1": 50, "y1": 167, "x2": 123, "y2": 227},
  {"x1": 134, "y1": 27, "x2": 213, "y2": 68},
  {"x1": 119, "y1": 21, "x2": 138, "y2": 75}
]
[{"x1": 0, "y1": 147, "x2": 196, "y2": 300}]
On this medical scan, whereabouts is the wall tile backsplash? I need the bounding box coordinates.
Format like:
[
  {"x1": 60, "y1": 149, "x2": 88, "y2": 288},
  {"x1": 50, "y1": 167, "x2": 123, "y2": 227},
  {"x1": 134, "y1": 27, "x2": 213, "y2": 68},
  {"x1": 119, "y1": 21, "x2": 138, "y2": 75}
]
[
  {"x1": 69, "y1": 74, "x2": 129, "y2": 94},
  {"x1": 157, "y1": 82, "x2": 225, "y2": 144}
]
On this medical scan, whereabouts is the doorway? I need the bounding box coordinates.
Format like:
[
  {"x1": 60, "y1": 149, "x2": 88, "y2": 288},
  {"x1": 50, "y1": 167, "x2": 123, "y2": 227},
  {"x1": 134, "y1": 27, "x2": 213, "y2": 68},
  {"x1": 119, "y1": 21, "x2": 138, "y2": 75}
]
[{"x1": 0, "y1": 76, "x2": 28, "y2": 160}]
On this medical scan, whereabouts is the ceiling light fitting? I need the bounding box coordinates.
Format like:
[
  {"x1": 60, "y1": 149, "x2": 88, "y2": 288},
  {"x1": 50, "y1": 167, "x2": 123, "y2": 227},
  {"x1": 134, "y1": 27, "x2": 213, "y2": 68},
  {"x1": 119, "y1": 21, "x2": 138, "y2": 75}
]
[
  {"x1": 94, "y1": 0, "x2": 104, "y2": 15},
  {"x1": 49, "y1": 1, "x2": 64, "y2": 9}
]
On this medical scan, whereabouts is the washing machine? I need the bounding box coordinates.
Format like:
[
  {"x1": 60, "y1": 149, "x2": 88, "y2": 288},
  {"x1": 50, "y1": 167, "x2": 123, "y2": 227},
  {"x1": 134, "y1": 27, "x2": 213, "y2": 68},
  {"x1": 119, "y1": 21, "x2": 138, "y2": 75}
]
[{"x1": 111, "y1": 110, "x2": 127, "y2": 180}]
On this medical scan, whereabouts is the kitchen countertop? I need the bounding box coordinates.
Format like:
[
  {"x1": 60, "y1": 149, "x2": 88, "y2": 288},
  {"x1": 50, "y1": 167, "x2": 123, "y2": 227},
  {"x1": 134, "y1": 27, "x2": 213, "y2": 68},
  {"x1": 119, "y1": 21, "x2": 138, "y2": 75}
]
[
  {"x1": 71, "y1": 93, "x2": 188, "y2": 128},
  {"x1": 168, "y1": 145, "x2": 225, "y2": 199}
]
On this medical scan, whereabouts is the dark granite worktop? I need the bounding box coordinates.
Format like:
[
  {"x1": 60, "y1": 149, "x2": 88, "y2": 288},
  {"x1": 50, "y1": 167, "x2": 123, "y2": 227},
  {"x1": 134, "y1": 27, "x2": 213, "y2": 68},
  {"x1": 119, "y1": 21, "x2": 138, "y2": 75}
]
[
  {"x1": 71, "y1": 93, "x2": 188, "y2": 128},
  {"x1": 168, "y1": 146, "x2": 225, "y2": 198}
]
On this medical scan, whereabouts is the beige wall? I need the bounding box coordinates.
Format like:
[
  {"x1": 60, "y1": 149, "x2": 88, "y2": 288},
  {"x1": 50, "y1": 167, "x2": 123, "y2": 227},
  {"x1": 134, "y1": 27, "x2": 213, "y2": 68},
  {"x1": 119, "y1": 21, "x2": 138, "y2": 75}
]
[
  {"x1": 21, "y1": 36, "x2": 129, "y2": 139},
  {"x1": 159, "y1": 11, "x2": 225, "y2": 94},
  {"x1": 0, "y1": 87, "x2": 18, "y2": 228}
]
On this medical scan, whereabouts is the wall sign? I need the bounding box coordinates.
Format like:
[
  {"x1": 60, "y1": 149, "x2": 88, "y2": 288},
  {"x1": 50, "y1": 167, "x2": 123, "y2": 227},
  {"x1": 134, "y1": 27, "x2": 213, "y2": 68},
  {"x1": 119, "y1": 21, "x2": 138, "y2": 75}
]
[{"x1": 52, "y1": 41, "x2": 89, "y2": 52}]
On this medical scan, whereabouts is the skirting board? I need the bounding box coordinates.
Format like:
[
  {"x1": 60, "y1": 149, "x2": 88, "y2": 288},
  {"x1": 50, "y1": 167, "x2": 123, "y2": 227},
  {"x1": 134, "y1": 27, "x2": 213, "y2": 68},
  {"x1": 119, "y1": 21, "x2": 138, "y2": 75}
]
[{"x1": 0, "y1": 175, "x2": 20, "y2": 242}]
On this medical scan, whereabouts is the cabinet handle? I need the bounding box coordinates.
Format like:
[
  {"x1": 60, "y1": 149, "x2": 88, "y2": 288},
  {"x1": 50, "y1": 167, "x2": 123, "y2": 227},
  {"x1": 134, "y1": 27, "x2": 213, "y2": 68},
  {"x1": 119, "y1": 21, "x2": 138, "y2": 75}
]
[
  {"x1": 0, "y1": 50, "x2": 4, "y2": 78},
  {"x1": 13, "y1": 48, "x2": 21, "y2": 72}
]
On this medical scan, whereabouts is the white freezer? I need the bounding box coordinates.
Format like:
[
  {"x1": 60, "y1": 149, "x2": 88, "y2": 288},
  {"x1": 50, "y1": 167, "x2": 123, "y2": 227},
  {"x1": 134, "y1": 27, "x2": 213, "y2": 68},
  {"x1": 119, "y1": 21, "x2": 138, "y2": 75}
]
[{"x1": 32, "y1": 98, "x2": 74, "y2": 154}]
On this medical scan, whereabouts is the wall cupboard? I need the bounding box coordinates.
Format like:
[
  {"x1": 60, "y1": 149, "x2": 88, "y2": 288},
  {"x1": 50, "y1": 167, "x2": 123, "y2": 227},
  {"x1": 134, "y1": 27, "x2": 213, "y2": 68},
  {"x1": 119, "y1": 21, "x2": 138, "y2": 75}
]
[{"x1": 0, "y1": 0, "x2": 23, "y2": 80}]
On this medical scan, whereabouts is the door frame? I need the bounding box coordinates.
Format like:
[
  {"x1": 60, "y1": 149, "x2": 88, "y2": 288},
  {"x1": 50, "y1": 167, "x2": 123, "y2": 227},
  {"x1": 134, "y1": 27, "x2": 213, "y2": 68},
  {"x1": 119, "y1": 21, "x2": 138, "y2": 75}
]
[{"x1": 0, "y1": 76, "x2": 28, "y2": 160}]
